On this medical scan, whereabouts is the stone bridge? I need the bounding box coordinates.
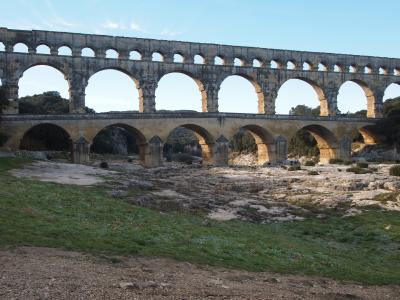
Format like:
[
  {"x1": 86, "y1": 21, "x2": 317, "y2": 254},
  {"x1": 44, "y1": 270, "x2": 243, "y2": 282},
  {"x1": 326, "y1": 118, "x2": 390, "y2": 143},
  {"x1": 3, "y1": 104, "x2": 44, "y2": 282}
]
[
  {"x1": 1, "y1": 113, "x2": 377, "y2": 167},
  {"x1": 0, "y1": 27, "x2": 396, "y2": 167}
]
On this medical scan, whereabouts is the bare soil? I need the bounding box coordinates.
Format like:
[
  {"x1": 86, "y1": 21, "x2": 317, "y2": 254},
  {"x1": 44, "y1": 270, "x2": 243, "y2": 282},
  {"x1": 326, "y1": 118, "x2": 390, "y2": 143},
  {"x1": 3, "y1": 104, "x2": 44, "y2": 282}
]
[{"x1": 1, "y1": 247, "x2": 399, "y2": 300}]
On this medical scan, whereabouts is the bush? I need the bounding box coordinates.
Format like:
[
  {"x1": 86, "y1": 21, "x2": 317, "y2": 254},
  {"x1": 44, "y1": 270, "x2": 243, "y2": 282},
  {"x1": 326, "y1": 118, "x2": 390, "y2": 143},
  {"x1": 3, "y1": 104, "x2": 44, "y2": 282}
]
[
  {"x1": 100, "y1": 161, "x2": 109, "y2": 169},
  {"x1": 346, "y1": 167, "x2": 372, "y2": 174},
  {"x1": 308, "y1": 170, "x2": 319, "y2": 175},
  {"x1": 329, "y1": 158, "x2": 343, "y2": 164},
  {"x1": 389, "y1": 165, "x2": 400, "y2": 176},
  {"x1": 343, "y1": 161, "x2": 353, "y2": 166},
  {"x1": 304, "y1": 160, "x2": 316, "y2": 166},
  {"x1": 172, "y1": 153, "x2": 194, "y2": 164},
  {"x1": 288, "y1": 166, "x2": 301, "y2": 171},
  {"x1": 356, "y1": 162, "x2": 369, "y2": 168}
]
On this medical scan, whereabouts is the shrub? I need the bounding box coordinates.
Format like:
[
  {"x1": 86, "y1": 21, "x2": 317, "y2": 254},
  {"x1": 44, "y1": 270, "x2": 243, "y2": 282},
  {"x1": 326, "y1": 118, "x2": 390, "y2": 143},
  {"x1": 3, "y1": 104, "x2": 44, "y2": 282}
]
[
  {"x1": 100, "y1": 161, "x2": 109, "y2": 169},
  {"x1": 343, "y1": 161, "x2": 353, "y2": 166},
  {"x1": 356, "y1": 162, "x2": 369, "y2": 168},
  {"x1": 346, "y1": 167, "x2": 372, "y2": 174},
  {"x1": 304, "y1": 160, "x2": 316, "y2": 166},
  {"x1": 308, "y1": 170, "x2": 319, "y2": 175},
  {"x1": 288, "y1": 166, "x2": 301, "y2": 171},
  {"x1": 172, "y1": 153, "x2": 194, "y2": 164},
  {"x1": 329, "y1": 158, "x2": 343, "y2": 164},
  {"x1": 389, "y1": 165, "x2": 400, "y2": 176}
]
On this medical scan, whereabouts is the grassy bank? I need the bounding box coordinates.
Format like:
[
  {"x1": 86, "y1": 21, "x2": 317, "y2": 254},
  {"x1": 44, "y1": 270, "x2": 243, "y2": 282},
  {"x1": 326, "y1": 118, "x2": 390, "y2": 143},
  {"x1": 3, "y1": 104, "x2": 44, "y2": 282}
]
[{"x1": 0, "y1": 158, "x2": 399, "y2": 285}]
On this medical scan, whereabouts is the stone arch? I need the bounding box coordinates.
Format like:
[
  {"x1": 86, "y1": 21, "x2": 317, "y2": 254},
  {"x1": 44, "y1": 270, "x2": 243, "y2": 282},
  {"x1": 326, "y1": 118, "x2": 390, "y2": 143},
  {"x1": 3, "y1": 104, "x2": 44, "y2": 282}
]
[
  {"x1": 384, "y1": 82, "x2": 400, "y2": 102},
  {"x1": 20, "y1": 123, "x2": 72, "y2": 154},
  {"x1": 218, "y1": 73, "x2": 264, "y2": 113},
  {"x1": 82, "y1": 47, "x2": 95, "y2": 57},
  {"x1": 194, "y1": 54, "x2": 205, "y2": 64},
  {"x1": 165, "y1": 124, "x2": 215, "y2": 164},
  {"x1": 129, "y1": 50, "x2": 142, "y2": 60},
  {"x1": 358, "y1": 125, "x2": 379, "y2": 145},
  {"x1": 106, "y1": 49, "x2": 119, "y2": 59},
  {"x1": 152, "y1": 51, "x2": 164, "y2": 62},
  {"x1": 238, "y1": 125, "x2": 276, "y2": 164},
  {"x1": 339, "y1": 79, "x2": 377, "y2": 117},
  {"x1": 296, "y1": 124, "x2": 338, "y2": 163},
  {"x1": 13, "y1": 42, "x2": 29, "y2": 53},
  {"x1": 17, "y1": 64, "x2": 71, "y2": 100},
  {"x1": 90, "y1": 123, "x2": 147, "y2": 162},
  {"x1": 36, "y1": 44, "x2": 51, "y2": 54},
  {"x1": 155, "y1": 71, "x2": 206, "y2": 112},
  {"x1": 58, "y1": 45, "x2": 72, "y2": 56},
  {"x1": 276, "y1": 77, "x2": 327, "y2": 115},
  {"x1": 85, "y1": 67, "x2": 141, "y2": 112}
]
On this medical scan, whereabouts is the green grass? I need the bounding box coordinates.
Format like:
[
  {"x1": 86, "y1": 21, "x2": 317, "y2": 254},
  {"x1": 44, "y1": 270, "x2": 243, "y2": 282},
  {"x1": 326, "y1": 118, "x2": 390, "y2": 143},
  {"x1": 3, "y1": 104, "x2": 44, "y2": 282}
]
[{"x1": 1, "y1": 158, "x2": 400, "y2": 285}]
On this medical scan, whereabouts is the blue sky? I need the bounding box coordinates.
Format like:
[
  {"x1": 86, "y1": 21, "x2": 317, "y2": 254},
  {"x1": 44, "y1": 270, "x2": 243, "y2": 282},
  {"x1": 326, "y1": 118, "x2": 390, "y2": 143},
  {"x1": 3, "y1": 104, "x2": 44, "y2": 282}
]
[{"x1": 3, "y1": 0, "x2": 400, "y2": 113}]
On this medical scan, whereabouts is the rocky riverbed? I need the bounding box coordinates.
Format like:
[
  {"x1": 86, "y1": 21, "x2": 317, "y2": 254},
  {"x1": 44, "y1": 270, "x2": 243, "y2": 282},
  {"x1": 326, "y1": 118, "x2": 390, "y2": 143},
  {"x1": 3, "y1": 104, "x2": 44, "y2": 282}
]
[{"x1": 10, "y1": 156, "x2": 400, "y2": 223}]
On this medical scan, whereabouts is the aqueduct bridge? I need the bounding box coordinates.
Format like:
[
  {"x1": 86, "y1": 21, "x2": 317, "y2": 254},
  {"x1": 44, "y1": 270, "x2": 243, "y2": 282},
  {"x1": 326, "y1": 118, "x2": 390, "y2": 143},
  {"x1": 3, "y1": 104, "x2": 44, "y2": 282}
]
[{"x1": 0, "y1": 28, "x2": 398, "y2": 167}]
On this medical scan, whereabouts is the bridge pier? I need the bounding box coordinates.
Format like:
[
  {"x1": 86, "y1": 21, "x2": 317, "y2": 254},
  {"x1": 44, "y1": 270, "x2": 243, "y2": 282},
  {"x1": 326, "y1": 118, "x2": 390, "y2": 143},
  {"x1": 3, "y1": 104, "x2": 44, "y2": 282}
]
[
  {"x1": 1, "y1": 81, "x2": 19, "y2": 114},
  {"x1": 213, "y1": 136, "x2": 229, "y2": 167},
  {"x1": 143, "y1": 136, "x2": 164, "y2": 167},
  {"x1": 72, "y1": 137, "x2": 90, "y2": 164}
]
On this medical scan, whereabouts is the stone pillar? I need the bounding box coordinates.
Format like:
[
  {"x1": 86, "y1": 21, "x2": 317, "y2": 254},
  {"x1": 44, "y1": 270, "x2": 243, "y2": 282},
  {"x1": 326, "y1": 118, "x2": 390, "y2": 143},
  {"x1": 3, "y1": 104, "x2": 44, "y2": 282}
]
[
  {"x1": 95, "y1": 49, "x2": 105, "y2": 59},
  {"x1": 138, "y1": 79, "x2": 158, "y2": 113},
  {"x1": 322, "y1": 85, "x2": 339, "y2": 116},
  {"x1": 256, "y1": 143, "x2": 276, "y2": 164},
  {"x1": 143, "y1": 136, "x2": 163, "y2": 168},
  {"x1": 200, "y1": 80, "x2": 219, "y2": 112},
  {"x1": 319, "y1": 147, "x2": 337, "y2": 164},
  {"x1": 213, "y1": 135, "x2": 229, "y2": 167},
  {"x1": 199, "y1": 141, "x2": 214, "y2": 165},
  {"x1": 1, "y1": 80, "x2": 19, "y2": 114},
  {"x1": 337, "y1": 137, "x2": 352, "y2": 161},
  {"x1": 367, "y1": 89, "x2": 384, "y2": 118},
  {"x1": 72, "y1": 137, "x2": 90, "y2": 164},
  {"x1": 275, "y1": 136, "x2": 288, "y2": 162},
  {"x1": 261, "y1": 84, "x2": 278, "y2": 115},
  {"x1": 69, "y1": 74, "x2": 88, "y2": 113}
]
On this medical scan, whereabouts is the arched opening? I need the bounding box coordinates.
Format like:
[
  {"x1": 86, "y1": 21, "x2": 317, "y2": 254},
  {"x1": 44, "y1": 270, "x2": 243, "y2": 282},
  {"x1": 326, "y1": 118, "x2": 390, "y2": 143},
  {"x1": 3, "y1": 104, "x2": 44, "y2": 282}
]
[
  {"x1": 85, "y1": 69, "x2": 140, "y2": 113},
  {"x1": 152, "y1": 52, "x2": 164, "y2": 62},
  {"x1": 230, "y1": 125, "x2": 275, "y2": 166},
  {"x1": 275, "y1": 78, "x2": 325, "y2": 116},
  {"x1": 155, "y1": 72, "x2": 204, "y2": 112},
  {"x1": 334, "y1": 64, "x2": 342, "y2": 72},
  {"x1": 163, "y1": 124, "x2": 214, "y2": 165},
  {"x1": 194, "y1": 54, "x2": 205, "y2": 64},
  {"x1": 289, "y1": 125, "x2": 338, "y2": 164},
  {"x1": 384, "y1": 83, "x2": 400, "y2": 102},
  {"x1": 0, "y1": 42, "x2": 5, "y2": 51},
  {"x1": 173, "y1": 53, "x2": 184, "y2": 63},
  {"x1": 287, "y1": 61, "x2": 296, "y2": 70},
  {"x1": 253, "y1": 59, "x2": 262, "y2": 68},
  {"x1": 20, "y1": 124, "x2": 71, "y2": 158},
  {"x1": 106, "y1": 49, "x2": 119, "y2": 59},
  {"x1": 303, "y1": 62, "x2": 312, "y2": 71},
  {"x1": 90, "y1": 124, "x2": 145, "y2": 161},
  {"x1": 82, "y1": 47, "x2": 95, "y2": 57},
  {"x1": 349, "y1": 65, "x2": 357, "y2": 73},
  {"x1": 318, "y1": 63, "x2": 327, "y2": 72},
  {"x1": 218, "y1": 75, "x2": 262, "y2": 113},
  {"x1": 270, "y1": 60, "x2": 281, "y2": 69},
  {"x1": 18, "y1": 65, "x2": 70, "y2": 113},
  {"x1": 13, "y1": 43, "x2": 29, "y2": 53},
  {"x1": 337, "y1": 80, "x2": 372, "y2": 116},
  {"x1": 234, "y1": 58, "x2": 243, "y2": 66},
  {"x1": 214, "y1": 56, "x2": 224, "y2": 65},
  {"x1": 129, "y1": 50, "x2": 142, "y2": 60},
  {"x1": 379, "y1": 67, "x2": 388, "y2": 75},
  {"x1": 58, "y1": 46, "x2": 72, "y2": 56},
  {"x1": 352, "y1": 125, "x2": 380, "y2": 158},
  {"x1": 36, "y1": 44, "x2": 50, "y2": 55},
  {"x1": 394, "y1": 68, "x2": 400, "y2": 76},
  {"x1": 364, "y1": 66, "x2": 372, "y2": 74}
]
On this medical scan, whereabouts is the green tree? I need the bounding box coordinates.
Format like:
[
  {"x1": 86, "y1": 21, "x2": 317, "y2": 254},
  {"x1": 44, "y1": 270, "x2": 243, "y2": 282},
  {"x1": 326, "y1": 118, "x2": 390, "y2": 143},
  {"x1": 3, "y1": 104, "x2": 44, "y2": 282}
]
[{"x1": 289, "y1": 105, "x2": 320, "y2": 117}]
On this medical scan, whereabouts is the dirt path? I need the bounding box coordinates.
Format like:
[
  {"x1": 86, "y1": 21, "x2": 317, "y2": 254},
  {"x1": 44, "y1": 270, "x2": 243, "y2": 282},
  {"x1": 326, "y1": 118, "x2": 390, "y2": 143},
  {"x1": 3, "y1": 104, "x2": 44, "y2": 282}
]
[{"x1": 0, "y1": 247, "x2": 398, "y2": 300}]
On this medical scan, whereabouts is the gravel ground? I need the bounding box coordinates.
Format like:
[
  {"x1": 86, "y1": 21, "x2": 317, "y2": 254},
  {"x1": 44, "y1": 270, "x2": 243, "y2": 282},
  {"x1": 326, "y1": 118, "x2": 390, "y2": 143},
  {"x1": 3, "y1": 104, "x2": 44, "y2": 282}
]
[{"x1": 1, "y1": 247, "x2": 399, "y2": 300}]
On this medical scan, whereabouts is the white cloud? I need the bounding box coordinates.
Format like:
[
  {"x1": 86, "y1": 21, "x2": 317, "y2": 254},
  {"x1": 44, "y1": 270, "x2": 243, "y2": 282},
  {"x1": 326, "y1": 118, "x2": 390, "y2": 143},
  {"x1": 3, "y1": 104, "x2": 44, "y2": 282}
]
[
  {"x1": 102, "y1": 20, "x2": 125, "y2": 30},
  {"x1": 130, "y1": 21, "x2": 145, "y2": 32},
  {"x1": 160, "y1": 29, "x2": 182, "y2": 37}
]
